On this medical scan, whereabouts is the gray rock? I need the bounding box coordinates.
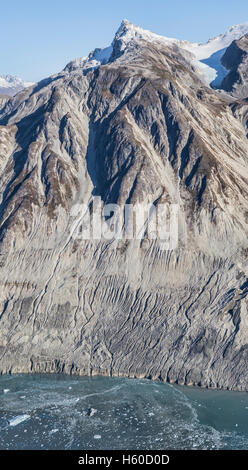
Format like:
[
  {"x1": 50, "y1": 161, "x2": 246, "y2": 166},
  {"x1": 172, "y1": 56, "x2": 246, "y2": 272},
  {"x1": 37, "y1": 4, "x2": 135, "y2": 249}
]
[
  {"x1": 221, "y1": 33, "x2": 248, "y2": 97},
  {"x1": 0, "y1": 94, "x2": 9, "y2": 111}
]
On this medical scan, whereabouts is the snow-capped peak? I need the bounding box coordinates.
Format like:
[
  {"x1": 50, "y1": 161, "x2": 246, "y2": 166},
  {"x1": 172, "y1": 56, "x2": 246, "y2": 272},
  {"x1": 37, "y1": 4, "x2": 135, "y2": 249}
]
[
  {"x1": 64, "y1": 19, "x2": 248, "y2": 87},
  {"x1": 0, "y1": 74, "x2": 34, "y2": 96},
  {"x1": 183, "y1": 24, "x2": 248, "y2": 61},
  {"x1": 113, "y1": 20, "x2": 248, "y2": 86},
  {"x1": 179, "y1": 22, "x2": 248, "y2": 86},
  {"x1": 205, "y1": 22, "x2": 248, "y2": 50},
  {"x1": 113, "y1": 19, "x2": 181, "y2": 51},
  {"x1": 114, "y1": 19, "x2": 248, "y2": 57}
]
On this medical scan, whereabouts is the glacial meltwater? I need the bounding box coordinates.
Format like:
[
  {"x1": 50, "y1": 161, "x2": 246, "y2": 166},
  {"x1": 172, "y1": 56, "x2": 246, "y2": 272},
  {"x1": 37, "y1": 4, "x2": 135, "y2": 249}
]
[{"x1": 0, "y1": 374, "x2": 248, "y2": 450}]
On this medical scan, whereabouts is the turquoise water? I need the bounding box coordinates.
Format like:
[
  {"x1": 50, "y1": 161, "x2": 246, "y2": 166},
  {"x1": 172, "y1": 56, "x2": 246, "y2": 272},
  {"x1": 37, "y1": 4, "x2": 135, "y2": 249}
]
[{"x1": 0, "y1": 374, "x2": 248, "y2": 450}]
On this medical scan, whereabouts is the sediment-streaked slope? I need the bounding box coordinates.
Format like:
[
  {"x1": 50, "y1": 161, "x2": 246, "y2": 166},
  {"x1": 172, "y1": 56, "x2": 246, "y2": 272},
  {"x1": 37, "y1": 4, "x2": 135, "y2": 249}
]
[{"x1": 0, "y1": 22, "x2": 247, "y2": 390}]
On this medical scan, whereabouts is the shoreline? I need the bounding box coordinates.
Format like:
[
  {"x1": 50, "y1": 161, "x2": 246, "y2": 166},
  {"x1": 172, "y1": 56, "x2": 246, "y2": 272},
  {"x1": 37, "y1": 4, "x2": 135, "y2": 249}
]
[{"x1": 0, "y1": 366, "x2": 247, "y2": 393}]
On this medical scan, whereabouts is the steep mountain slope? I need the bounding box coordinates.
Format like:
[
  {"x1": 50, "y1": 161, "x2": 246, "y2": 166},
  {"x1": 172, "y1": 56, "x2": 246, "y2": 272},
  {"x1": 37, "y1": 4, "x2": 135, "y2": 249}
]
[
  {"x1": 220, "y1": 33, "x2": 248, "y2": 97},
  {"x1": 0, "y1": 22, "x2": 247, "y2": 389}
]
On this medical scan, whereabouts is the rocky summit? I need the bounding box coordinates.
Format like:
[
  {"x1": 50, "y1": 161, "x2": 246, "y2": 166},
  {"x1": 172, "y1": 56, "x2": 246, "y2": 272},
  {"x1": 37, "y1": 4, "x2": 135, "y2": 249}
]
[{"x1": 0, "y1": 20, "x2": 247, "y2": 390}]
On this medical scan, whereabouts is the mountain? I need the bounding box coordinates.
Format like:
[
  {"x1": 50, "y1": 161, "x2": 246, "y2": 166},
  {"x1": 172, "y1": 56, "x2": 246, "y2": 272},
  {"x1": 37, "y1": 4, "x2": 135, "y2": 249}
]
[
  {"x1": 0, "y1": 74, "x2": 34, "y2": 97},
  {"x1": 0, "y1": 21, "x2": 247, "y2": 390},
  {"x1": 65, "y1": 20, "x2": 248, "y2": 87}
]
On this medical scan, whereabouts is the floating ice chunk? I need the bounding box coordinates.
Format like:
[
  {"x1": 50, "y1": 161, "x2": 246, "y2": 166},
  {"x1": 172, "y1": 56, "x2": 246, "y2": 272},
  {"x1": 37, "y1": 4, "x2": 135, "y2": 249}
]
[
  {"x1": 49, "y1": 429, "x2": 59, "y2": 434},
  {"x1": 87, "y1": 407, "x2": 97, "y2": 417},
  {"x1": 3, "y1": 389, "x2": 10, "y2": 394},
  {"x1": 93, "y1": 434, "x2": 101, "y2": 439},
  {"x1": 8, "y1": 415, "x2": 31, "y2": 426}
]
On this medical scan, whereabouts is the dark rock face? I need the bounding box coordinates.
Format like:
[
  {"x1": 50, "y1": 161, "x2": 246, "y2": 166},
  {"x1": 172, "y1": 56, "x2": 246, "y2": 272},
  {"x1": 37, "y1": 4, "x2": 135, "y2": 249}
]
[
  {"x1": 221, "y1": 34, "x2": 248, "y2": 96},
  {"x1": 0, "y1": 31, "x2": 247, "y2": 390}
]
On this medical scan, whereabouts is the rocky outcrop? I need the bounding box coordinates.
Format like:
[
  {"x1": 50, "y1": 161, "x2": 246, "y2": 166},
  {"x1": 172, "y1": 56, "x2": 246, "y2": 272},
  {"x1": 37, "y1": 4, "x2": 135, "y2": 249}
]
[
  {"x1": 221, "y1": 33, "x2": 248, "y2": 97},
  {"x1": 0, "y1": 23, "x2": 247, "y2": 390},
  {"x1": 0, "y1": 95, "x2": 9, "y2": 110}
]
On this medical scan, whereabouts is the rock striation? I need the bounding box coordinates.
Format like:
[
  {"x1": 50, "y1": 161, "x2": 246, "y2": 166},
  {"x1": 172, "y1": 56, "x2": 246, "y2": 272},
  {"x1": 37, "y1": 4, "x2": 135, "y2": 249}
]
[
  {"x1": 0, "y1": 95, "x2": 9, "y2": 110},
  {"x1": 0, "y1": 21, "x2": 247, "y2": 390}
]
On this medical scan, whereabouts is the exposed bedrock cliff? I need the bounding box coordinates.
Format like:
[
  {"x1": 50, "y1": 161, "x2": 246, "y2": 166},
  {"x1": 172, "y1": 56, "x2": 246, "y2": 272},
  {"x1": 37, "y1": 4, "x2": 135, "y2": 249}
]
[
  {"x1": 0, "y1": 30, "x2": 248, "y2": 390},
  {"x1": 221, "y1": 33, "x2": 248, "y2": 98}
]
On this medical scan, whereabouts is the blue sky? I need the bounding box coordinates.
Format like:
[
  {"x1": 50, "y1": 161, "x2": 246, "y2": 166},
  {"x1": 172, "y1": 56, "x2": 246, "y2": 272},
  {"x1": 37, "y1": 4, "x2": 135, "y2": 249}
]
[{"x1": 0, "y1": 0, "x2": 248, "y2": 82}]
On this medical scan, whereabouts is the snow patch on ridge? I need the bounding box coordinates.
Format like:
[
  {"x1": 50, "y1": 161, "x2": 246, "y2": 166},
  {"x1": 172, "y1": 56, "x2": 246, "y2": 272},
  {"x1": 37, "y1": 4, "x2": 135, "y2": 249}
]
[{"x1": 64, "y1": 46, "x2": 113, "y2": 72}]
